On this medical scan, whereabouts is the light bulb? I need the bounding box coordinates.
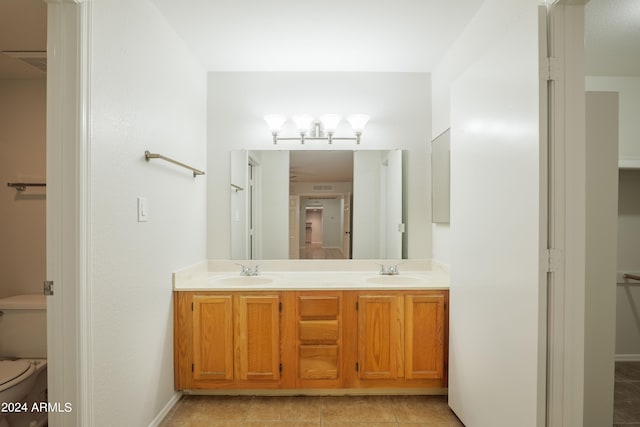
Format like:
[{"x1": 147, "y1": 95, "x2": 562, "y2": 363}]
[
  {"x1": 320, "y1": 114, "x2": 342, "y2": 133},
  {"x1": 347, "y1": 114, "x2": 370, "y2": 133},
  {"x1": 263, "y1": 114, "x2": 287, "y2": 133},
  {"x1": 292, "y1": 114, "x2": 314, "y2": 134}
]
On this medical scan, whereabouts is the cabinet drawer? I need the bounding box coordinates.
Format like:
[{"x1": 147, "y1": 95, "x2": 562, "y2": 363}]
[
  {"x1": 299, "y1": 320, "x2": 339, "y2": 341},
  {"x1": 299, "y1": 296, "x2": 339, "y2": 318},
  {"x1": 299, "y1": 345, "x2": 338, "y2": 379}
]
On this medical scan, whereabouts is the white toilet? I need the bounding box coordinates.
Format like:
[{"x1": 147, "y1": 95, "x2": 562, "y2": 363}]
[{"x1": 0, "y1": 294, "x2": 48, "y2": 427}]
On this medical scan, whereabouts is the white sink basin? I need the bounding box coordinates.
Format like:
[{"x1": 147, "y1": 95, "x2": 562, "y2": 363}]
[
  {"x1": 365, "y1": 276, "x2": 424, "y2": 285},
  {"x1": 215, "y1": 276, "x2": 275, "y2": 286}
]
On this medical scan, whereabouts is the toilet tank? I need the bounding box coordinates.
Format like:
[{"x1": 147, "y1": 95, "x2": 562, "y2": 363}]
[{"x1": 0, "y1": 294, "x2": 47, "y2": 358}]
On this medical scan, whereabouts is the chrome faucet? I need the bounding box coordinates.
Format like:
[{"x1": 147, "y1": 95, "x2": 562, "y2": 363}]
[
  {"x1": 377, "y1": 263, "x2": 400, "y2": 275},
  {"x1": 236, "y1": 264, "x2": 260, "y2": 276}
]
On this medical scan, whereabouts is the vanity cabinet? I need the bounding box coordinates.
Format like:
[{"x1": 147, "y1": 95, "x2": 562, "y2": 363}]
[
  {"x1": 295, "y1": 292, "x2": 342, "y2": 388},
  {"x1": 175, "y1": 289, "x2": 448, "y2": 392},
  {"x1": 175, "y1": 291, "x2": 289, "y2": 390},
  {"x1": 346, "y1": 291, "x2": 448, "y2": 388}
]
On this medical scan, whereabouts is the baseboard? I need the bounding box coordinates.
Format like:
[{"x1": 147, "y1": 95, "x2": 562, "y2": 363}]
[
  {"x1": 616, "y1": 354, "x2": 640, "y2": 362},
  {"x1": 148, "y1": 391, "x2": 182, "y2": 427}
]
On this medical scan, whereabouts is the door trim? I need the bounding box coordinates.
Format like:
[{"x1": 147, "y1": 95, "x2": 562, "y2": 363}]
[
  {"x1": 546, "y1": 1, "x2": 588, "y2": 426},
  {"x1": 45, "y1": 0, "x2": 92, "y2": 425}
]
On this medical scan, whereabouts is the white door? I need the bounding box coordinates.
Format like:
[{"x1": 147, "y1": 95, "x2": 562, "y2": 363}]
[
  {"x1": 384, "y1": 150, "x2": 402, "y2": 258},
  {"x1": 448, "y1": 5, "x2": 546, "y2": 427},
  {"x1": 289, "y1": 196, "x2": 299, "y2": 259},
  {"x1": 230, "y1": 150, "x2": 249, "y2": 259},
  {"x1": 352, "y1": 151, "x2": 381, "y2": 258},
  {"x1": 342, "y1": 194, "x2": 351, "y2": 258},
  {"x1": 353, "y1": 150, "x2": 402, "y2": 259}
]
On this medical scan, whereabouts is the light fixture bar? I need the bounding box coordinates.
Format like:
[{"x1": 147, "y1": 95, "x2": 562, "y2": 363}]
[
  {"x1": 272, "y1": 136, "x2": 359, "y2": 144},
  {"x1": 264, "y1": 114, "x2": 368, "y2": 145}
]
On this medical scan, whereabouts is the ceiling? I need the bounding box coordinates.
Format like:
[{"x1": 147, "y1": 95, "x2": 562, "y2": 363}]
[
  {"x1": 5, "y1": 1, "x2": 639, "y2": 77},
  {"x1": 0, "y1": 0, "x2": 46, "y2": 79},
  {"x1": 290, "y1": 151, "x2": 353, "y2": 183},
  {"x1": 150, "y1": 0, "x2": 485, "y2": 72},
  {"x1": 585, "y1": 0, "x2": 640, "y2": 76}
]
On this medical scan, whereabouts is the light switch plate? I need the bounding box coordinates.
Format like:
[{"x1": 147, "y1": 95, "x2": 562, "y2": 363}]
[{"x1": 137, "y1": 197, "x2": 149, "y2": 222}]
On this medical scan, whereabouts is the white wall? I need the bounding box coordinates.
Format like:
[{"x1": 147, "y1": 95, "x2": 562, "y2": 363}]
[
  {"x1": 90, "y1": 0, "x2": 207, "y2": 425},
  {"x1": 207, "y1": 72, "x2": 431, "y2": 259},
  {"x1": 0, "y1": 79, "x2": 46, "y2": 298},
  {"x1": 584, "y1": 91, "x2": 618, "y2": 426},
  {"x1": 586, "y1": 76, "x2": 640, "y2": 166}
]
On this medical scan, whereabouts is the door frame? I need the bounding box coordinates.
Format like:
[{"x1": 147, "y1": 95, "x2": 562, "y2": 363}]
[
  {"x1": 546, "y1": 1, "x2": 589, "y2": 425},
  {"x1": 45, "y1": 0, "x2": 92, "y2": 425}
]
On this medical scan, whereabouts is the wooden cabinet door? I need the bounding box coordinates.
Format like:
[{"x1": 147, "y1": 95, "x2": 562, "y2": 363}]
[
  {"x1": 357, "y1": 294, "x2": 399, "y2": 380},
  {"x1": 192, "y1": 295, "x2": 234, "y2": 381},
  {"x1": 405, "y1": 294, "x2": 446, "y2": 379},
  {"x1": 236, "y1": 294, "x2": 281, "y2": 381}
]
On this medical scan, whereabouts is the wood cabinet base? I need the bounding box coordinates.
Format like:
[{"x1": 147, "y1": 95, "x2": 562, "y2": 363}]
[
  {"x1": 174, "y1": 289, "x2": 449, "y2": 392},
  {"x1": 180, "y1": 387, "x2": 449, "y2": 396}
]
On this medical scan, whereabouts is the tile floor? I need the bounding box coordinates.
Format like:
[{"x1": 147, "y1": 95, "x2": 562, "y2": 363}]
[
  {"x1": 159, "y1": 395, "x2": 464, "y2": 427},
  {"x1": 160, "y1": 363, "x2": 640, "y2": 427},
  {"x1": 614, "y1": 361, "x2": 640, "y2": 426},
  {"x1": 299, "y1": 243, "x2": 346, "y2": 260}
]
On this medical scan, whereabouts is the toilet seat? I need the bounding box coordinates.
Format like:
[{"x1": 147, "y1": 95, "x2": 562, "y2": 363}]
[{"x1": 0, "y1": 360, "x2": 35, "y2": 392}]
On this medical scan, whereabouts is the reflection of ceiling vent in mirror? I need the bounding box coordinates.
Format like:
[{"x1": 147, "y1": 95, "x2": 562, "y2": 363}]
[
  {"x1": 312, "y1": 185, "x2": 333, "y2": 192},
  {"x1": 2, "y1": 51, "x2": 47, "y2": 73}
]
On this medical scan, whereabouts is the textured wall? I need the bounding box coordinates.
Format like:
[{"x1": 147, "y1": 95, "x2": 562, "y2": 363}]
[{"x1": 89, "y1": 0, "x2": 207, "y2": 425}]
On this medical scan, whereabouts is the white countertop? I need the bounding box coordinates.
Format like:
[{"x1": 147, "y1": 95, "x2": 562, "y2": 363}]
[{"x1": 173, "y1": 260, "x2": 450, "y2": 291}]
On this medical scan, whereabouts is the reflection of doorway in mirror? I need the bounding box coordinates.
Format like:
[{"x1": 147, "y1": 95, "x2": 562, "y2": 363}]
[
  {"x1": 298, "y1": 199, "x2": 348, "y2": 259},
  {"x1": 342, "y1": 193, "x2": 351, "y2": 258},
  {"x1": 288, "y1": 196, "x2": 299, "y2": 259},
  {"x1": 307, "y1": 208, "x2": 322, "y2": 244},
  {"x1": 248, "y1": 158, "x2": 262, "y2": 260}
]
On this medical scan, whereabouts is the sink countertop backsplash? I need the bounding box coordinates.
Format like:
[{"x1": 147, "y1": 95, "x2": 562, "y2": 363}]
[{"x1": 173, "y1": 259, "x2": 450, "y2": 291}]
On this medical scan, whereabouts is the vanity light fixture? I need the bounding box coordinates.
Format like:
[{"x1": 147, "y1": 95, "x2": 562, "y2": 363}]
[{"x1": 263, "y1": 113, "x2": 370, "y2": 145}]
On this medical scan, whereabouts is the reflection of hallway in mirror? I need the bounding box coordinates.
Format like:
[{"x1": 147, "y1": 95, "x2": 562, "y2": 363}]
[
  {"x1": 299, "y1": 208, "x2": 346, "y2": 259},
  {"x1": 299, "y1": 243, "x2": 346, "y2": 259}
]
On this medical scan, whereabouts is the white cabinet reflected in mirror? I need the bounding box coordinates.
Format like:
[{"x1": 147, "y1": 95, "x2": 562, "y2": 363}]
[{"x1": 230, "y1": 149, "x2": 406, "y2": 260}]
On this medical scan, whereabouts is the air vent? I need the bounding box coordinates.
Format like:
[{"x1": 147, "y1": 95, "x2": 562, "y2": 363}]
[
  {"x1": 312, "y1": 185, "x2": 333, "y2": 192},
  {"x1": 2, "y1": 51, "x2": 47, "y2": 73}
]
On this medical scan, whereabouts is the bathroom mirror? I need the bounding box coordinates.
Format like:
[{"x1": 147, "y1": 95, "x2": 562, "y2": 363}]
[
  {"x1": 230, "y1": 149, "x2": 405, "y2": 260},
  {"x1": 431, "y1": 129, "x2": 450, "y2": 224}
]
